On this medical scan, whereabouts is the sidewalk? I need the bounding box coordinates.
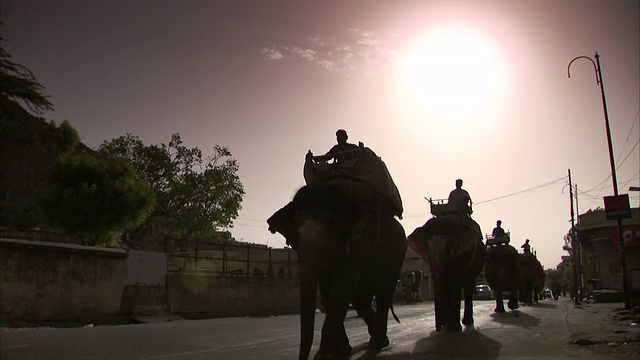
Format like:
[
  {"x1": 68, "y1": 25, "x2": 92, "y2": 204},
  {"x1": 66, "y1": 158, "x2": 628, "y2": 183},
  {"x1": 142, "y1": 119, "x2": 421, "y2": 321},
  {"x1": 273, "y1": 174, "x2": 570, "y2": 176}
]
[{"x1": 564, "y1": 299, "x2": 640, "y2": 358}]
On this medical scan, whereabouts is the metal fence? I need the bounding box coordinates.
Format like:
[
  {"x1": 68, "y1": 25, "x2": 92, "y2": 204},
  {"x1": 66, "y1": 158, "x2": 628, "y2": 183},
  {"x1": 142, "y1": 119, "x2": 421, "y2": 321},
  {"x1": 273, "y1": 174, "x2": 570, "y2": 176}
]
[{"x1": 165, "y1": 237, "x2": 299, "y2": 277}]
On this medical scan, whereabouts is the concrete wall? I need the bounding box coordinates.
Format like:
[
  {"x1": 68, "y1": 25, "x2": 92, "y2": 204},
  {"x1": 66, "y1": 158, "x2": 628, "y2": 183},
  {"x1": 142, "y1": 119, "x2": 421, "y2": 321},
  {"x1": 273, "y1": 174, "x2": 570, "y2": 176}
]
[
  {"x1": 167, "y1": 274, "x2": 299, "y2": 318},
  {"x1": 1, "y1": 238, "x2": 301, "y2": 322},
  {"x1": 0, "y1": 238, "x2": 127, "y2": 321},
  {"x1": 127, "y1": 250, "x2": 167, "y2": 286}
]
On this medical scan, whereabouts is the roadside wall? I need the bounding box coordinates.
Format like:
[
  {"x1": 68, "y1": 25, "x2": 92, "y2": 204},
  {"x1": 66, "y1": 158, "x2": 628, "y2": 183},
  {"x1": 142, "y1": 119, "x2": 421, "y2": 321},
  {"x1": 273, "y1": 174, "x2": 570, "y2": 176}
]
[
  {"x1": 168, "y1": 274, "x2": 299, "y2": 318},
  {"x1": 0, "y1": 238, "x2": 127, "y2": 321},
  {"x1": 1, "y1": 238, "x2": 301, "y2": 322}
]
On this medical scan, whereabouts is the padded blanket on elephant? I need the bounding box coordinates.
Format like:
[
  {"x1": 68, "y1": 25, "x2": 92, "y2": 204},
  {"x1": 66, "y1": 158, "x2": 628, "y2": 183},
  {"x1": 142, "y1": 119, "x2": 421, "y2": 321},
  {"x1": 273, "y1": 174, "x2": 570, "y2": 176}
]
[
  {"x1": 303, "y1": 147, "x2": 403, "y2": 218},
  {"x1": 408, "y1": 215, "x2": 482, "y2": 260}
]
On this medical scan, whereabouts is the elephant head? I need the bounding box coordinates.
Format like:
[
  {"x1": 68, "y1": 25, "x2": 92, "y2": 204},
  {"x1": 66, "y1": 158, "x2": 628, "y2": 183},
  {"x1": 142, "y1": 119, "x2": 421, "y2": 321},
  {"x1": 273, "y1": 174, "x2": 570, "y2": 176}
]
[{"x1": 408, "y1": 215, "x2": 485, "y2": 331}]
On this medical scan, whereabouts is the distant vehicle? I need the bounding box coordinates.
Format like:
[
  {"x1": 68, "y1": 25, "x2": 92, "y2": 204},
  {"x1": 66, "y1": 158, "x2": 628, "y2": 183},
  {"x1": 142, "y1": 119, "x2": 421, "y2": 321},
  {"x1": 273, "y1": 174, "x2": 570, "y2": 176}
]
[
  {"x1": 544, "y1": 288, "x2": 552, "y2": 299},
  {"x1": 474, "y1": 284, "x2": 493, "y2": 300}
]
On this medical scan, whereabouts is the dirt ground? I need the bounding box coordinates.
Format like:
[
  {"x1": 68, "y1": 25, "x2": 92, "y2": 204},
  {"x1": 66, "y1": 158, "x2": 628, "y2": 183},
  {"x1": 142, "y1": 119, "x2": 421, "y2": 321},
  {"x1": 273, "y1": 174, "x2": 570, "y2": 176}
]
[{"x1": 566, "y1": 300, "x2": 640, "y2": 359}]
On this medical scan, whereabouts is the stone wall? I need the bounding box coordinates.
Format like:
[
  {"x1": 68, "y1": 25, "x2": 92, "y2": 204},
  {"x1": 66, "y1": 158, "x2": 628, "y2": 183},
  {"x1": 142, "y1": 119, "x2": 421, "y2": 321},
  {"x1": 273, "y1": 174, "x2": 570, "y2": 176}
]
[
  {"x1": 0, "y1": 238, "x2": 128, "y2": 321},
  {"x1": 1, "y1": 238, "x2": 301, "y2": 322},
  {"x1": 167, "y1": 274, "x2": 299, "y2": 318}
]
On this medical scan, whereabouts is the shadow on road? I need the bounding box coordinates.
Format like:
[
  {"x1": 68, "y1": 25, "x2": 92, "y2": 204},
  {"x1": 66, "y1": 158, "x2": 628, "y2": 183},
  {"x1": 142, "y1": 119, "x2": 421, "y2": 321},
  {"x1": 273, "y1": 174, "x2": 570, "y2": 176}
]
[
  {"x1": 410, "y1": 327, "x2": 502, "y2": 359},
  {"x1": 489, "y1": 309, "x2": 541, "y2": 329},
  {"x1": 527, "y1": 301, "x2": 559, "y2": 309}
]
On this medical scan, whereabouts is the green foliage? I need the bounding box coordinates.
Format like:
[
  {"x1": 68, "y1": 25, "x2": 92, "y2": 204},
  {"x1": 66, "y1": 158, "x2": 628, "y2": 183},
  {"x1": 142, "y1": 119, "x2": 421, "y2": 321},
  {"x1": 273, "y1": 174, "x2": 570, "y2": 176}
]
[
  {"x1": 39, "y1": 152, "x2": 156, "y2": 246},
  {"x1": 52, "y1": 120, "x2": 81, "y2": 158},
  {"x1": 98, "y1": 133, "x2": 245, "y2": 239}
]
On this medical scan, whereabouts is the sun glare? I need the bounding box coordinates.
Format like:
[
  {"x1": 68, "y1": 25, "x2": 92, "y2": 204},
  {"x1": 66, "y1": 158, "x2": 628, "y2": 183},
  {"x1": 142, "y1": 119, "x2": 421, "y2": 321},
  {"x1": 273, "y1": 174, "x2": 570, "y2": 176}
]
[{"x1": 395, "y1": 26, "x2": 508, "y2": 133}]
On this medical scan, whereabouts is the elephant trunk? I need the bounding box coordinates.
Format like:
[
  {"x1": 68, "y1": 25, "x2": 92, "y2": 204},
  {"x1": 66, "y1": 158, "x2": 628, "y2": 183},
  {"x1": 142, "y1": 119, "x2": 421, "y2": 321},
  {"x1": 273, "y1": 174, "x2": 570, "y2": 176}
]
[{"x1": 299, "y1": 261, "x2": 319, "y2": 360}]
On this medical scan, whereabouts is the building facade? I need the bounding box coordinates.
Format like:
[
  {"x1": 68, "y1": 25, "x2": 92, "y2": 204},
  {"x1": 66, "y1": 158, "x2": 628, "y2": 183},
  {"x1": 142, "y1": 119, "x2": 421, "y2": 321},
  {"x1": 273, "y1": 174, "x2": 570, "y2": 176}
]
[{"x1": 577, "y1": 207, "x2": 639, "y2": 293}]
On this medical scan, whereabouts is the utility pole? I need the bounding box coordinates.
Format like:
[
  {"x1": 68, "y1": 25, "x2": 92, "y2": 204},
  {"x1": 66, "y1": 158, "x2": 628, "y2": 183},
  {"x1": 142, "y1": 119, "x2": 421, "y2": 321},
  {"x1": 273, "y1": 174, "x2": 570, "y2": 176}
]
[
  {"x1": 568, "y1": 52, "x2": 631, "y2": 310},
  {"x1": 575, "y1": 183, "x2": 585, "y2": 301},
  {"x1": 568, "y1": 169, "x2": 580, "y2": 305}
]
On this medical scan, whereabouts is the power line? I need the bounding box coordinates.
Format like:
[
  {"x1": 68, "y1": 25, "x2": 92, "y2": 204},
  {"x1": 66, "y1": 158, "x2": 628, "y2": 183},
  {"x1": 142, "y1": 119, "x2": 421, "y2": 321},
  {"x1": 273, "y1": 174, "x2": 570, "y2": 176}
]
[
  {"x1": 474, "y1": 176, "x2": 567, "y2": 206},
  {"x1": 615, "y1": 108, "x2": 640, "y2": 165},
  {"x1": 585, "y1": 139, "x2": 638, "y2": 194},
  {"x1": 616, "y1": 139, "x2": 639, "y2": 169}
]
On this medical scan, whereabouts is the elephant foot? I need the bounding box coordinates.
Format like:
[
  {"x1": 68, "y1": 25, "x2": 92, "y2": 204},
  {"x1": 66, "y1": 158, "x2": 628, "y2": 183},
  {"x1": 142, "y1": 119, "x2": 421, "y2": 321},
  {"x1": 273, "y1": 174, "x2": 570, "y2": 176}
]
[
  {"x1": 314, "y1": 344, "x2": 352, "y2": 360},
  {"x1": 369, "y1": 335, "x2": 390, "y2": 349},
  {"x1": 494, "y1": 307, "x2": 506, "y2": 313},
  {"x1": 508, "y1": 301, "x2": 519, "y2": 310},
  {"x1": 461, "y1": 317, "x2": 474, "y2": 326}
]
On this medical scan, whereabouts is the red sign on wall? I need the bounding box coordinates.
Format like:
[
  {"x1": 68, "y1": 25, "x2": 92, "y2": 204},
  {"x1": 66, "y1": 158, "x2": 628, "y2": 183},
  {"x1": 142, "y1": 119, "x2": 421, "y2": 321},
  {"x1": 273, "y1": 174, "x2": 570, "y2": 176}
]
[
  {"x1": 611, "y1": 225, "x2": 640, "y2": 249},
  {"x1": 604, "y1": 194, "x2": 631, "y2": 220}
]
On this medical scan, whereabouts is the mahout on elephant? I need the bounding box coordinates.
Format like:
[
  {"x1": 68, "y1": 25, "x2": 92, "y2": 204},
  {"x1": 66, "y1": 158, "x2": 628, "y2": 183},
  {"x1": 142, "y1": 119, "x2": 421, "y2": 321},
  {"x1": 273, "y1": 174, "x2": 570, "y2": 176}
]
[
  {"x1": 518, "y1": 253, "x2": 545, "y2": 305},
  {"x1": 484, "y1": 243, "x2": 520, "y2": 312},
  {"x1": 408, "y1": 214, "x2": 486, "y2": 331},
  {"x1": 268, "y1": 168, "x2": 406, "y2": 359}
]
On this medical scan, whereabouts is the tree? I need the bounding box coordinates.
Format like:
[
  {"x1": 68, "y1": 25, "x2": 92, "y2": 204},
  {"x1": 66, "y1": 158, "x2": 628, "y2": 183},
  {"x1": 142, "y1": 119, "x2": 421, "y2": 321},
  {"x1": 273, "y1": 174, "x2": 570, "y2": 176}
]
[
  {"x1": 39, "y1": 152, "x2": 156, "y2": 246},
  {"x1": 0, "y1": 36, "x2": 53, "y2": 119},
  {"x1": 98, "y1": 133, "x2": 245, "y2": 239}
]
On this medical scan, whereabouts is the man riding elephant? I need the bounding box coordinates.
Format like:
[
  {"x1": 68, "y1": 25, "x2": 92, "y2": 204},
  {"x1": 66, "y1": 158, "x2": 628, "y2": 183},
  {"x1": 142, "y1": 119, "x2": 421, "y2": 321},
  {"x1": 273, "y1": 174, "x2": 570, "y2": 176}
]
[
  {"x1": 448, "y1": 179, "x2": 472, "y2": 216},
  {"x1": 303, "y1": 129, "x2": 403, "y2": 219}
]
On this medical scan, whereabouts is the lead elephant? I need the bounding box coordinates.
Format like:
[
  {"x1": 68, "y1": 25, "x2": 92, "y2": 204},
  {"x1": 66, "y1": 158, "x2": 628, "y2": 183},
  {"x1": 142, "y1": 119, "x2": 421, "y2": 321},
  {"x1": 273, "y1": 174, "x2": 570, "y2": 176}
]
[
  {"x1": 267, "y1": 179, "x2": 407, "y2": 360},
  {"x1": 518, "y1": 253, "x2": 545, "y2": 305},
  {"x1": 408, "y1": 215, "x2": 486, "y2": 331},
  {"x1": 484, "y1": 244, "x2": 519, "y2": 312}
]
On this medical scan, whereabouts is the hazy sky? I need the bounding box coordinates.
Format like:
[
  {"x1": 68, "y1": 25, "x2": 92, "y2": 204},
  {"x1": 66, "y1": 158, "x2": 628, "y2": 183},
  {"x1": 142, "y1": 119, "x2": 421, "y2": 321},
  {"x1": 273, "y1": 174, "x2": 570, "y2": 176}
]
[{"x1": 2, "y1": 0, "x2": 638, "y2": 269}]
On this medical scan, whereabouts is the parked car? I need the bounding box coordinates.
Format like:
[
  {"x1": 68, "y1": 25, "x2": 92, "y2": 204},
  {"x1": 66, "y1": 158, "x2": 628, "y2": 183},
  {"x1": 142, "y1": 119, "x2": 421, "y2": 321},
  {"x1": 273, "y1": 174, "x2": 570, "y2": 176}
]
[{"x1": 474, "y1": 284, "x2": 493, "y2": 300}]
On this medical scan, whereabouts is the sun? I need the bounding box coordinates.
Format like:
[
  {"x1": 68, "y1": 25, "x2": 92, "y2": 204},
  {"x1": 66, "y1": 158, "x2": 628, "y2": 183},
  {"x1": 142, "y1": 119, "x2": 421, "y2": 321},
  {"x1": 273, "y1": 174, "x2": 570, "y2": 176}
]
[{"x1": 395, "y1": 25, "x2": 508, "y2": 131}]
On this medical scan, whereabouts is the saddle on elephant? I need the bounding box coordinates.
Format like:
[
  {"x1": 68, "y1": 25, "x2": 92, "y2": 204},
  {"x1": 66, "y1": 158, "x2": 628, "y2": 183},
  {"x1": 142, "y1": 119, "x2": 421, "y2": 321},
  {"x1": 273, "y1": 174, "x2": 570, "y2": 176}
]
[
  {"x1": 485, "y1": 232, "x2": 511, "y2": 246},
  {"x1": 303, "y1": 144, "x2": 404, "y2": 219}
]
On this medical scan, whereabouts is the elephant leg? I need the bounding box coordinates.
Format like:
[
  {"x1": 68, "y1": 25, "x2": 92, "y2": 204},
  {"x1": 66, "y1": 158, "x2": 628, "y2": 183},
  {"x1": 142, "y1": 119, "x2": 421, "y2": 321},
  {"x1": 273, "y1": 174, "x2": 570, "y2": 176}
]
[
  {"x1": 494, "y1": 291, "x2": 506, "y2": 313},
  {"x1": 444, "y1": 290, "x2": 463, "y2": 331},
  {"x1": 369, "y1": 291, "x2": 393, "y2": 349},
  {"x1": 461, "y1": 285, "x2": 474, "y2": 326},
  {"x1": 434, "y1": 293, "x2": 445, "y2": 331},
  {"x1": 508, "y1": 290, "x2": 519, "y2": 310},
  {"x1": 352, "y1": 292, "x2": 375, "y2": 337},
  {"x1": 318, "y1": 304, "x2": 351, "y2": 359}
]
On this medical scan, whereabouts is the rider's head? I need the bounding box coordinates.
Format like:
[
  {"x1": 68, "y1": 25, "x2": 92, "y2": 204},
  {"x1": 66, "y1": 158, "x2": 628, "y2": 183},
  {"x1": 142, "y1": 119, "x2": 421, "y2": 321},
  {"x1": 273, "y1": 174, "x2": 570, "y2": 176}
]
[
  {"x1": 336, "y1": 129, "x2": 348, "y2": 144},
  {"x1": 455, "y1": 179, "x2": 463, "y2": 188},
  {"x1": 497, "y1": 220, "x2": 502, "y2": 226}
]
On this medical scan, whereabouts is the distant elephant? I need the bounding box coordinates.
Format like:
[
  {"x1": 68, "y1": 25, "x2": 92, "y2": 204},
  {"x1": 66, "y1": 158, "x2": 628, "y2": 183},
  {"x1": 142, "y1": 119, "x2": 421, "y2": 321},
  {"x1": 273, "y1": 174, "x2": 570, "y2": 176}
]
[
  {"x1": 408, "y1": 215, "x2": 486, "y2": 331},
  {"x1": 518, "y1": 253, "x2": 544, "y2": 305},
  {"x1": 267, "y1": 179, "x2": 407, "y2": 360},
  {"x1": 484, "y1": 244, "x2": 519, "y2": 313},
  {"x1": 551, "y1": 279, "x2": 562, "y2": 300}
]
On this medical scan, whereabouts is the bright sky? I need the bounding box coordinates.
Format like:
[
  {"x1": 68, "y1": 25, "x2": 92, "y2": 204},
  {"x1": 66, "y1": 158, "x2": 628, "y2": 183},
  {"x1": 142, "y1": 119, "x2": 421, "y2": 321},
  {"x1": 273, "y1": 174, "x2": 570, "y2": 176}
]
[{"x1": 2, "y1": 0, "x2": 638, "y2": 270}]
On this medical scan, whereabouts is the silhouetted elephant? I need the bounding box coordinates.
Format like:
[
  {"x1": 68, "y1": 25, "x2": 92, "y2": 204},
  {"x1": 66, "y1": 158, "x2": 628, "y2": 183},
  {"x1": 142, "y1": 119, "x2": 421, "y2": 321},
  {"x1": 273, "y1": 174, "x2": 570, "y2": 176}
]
[
  {"x1": 518, "y1": 253, "x2": 544, "y2": 305},
  {"x1": 484, "y1": 244, "x2": 519, "y2": 312},
  {"x1": 408, "y1": 215, "x2": 486, "y2": 331},
  {"x1": 267, "y1": 179, "x2": 407, "y2": 360}
]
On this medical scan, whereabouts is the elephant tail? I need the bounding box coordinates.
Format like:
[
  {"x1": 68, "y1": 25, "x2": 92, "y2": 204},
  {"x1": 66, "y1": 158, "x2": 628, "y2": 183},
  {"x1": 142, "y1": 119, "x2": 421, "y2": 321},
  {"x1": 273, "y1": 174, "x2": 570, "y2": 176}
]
[{"x1": 390, "y1": 305, "x2": 400, "y2": 323}]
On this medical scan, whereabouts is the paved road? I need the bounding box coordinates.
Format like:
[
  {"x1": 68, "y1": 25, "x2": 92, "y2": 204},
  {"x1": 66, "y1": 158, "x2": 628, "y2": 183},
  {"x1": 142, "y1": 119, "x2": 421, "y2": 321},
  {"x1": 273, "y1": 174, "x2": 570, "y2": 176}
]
[{"x1": 0, "y1": 298, "x2": 628, "y2": 359}]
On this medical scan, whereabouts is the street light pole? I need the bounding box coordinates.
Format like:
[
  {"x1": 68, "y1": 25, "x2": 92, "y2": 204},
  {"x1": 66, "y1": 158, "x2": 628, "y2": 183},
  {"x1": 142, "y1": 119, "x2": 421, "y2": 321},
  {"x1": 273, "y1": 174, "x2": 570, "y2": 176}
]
[{"x1": 568, "y1": 52, "x2": 631, "y2": 310}]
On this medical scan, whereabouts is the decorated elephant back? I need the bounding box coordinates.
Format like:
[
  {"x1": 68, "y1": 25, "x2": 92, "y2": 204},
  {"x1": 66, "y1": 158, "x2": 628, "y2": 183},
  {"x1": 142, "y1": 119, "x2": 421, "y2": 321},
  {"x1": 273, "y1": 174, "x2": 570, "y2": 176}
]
[
  {"x1": 408, "y1": 215, "x2": 484, "y2": 281},
  {"x1": 485, "y1": 244, "x2": 519, "y2": 292},
  {"x1": 408, "y1": 215, "x2": 482, "y2": 259}
]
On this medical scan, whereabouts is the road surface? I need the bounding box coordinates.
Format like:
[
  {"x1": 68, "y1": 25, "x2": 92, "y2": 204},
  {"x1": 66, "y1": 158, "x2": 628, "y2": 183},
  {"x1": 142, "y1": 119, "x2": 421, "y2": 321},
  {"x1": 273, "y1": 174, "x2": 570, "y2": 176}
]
[{"x1": 1, "y1": 298, "x2": 635, "y2": 359}]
